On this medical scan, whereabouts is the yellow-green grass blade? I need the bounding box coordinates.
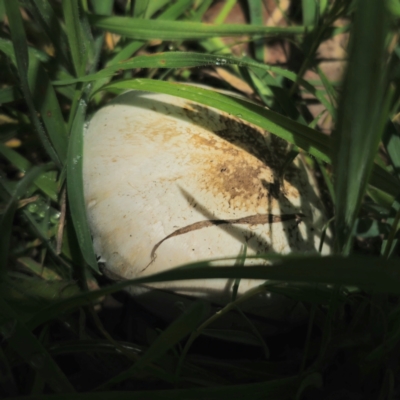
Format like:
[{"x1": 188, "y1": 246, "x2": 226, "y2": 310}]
[
  {"x1": 26, "y1": 255, "x2": 400, "y2": 331},
  {"x1": 4, "y1": 1, "x2": 61, "y2": 168},
  {"x1": 0, "y1": 297, "x2": 75, "y2": 393},
  {"x1": 332, "y1": 0, "x2": 391, "y2": 254},
  {"x1": 99, "y1": 78, "x2": 330, "y2": 162},
  {"x1": 66, "y1": 98, "x2": 99, "y2": 273},
  {"x1": 96, "y1": 301, "x2": 208, "y2": 390},
  {"x1": 88, "y1": 14, "x2": 307, "y2": 40}
]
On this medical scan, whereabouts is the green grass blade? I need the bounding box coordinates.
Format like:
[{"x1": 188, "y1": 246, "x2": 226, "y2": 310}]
[
  {"x1": 0, "y1": 297, "x2": 75, "y2": 393},
  {"x1": 89, "y1": 0, "x2": 113, "y2": 15},
  {"x1": 0, "y1": 143, "x2": 58, "y2": 201},
  {"x1": 1, "y1": 49, "x2": 68, "y2": 165},
  {"x1": 383, "y1": 121, "x2": 400, "y2": 181},
  {"x1": 97, "y1": 301, "x2": 208, "y2": 390},
  {"x1": 62, "y1": 0, "x2": 85, "y2": 76},
  {"x1": 66, "y1": 98, "x2": 99, "y2": 273},
  {"x1": 88, "y1": 15, "x2": 307, "y2": 40},
  {"x1": 94, "y1": 77, "x2": 398, "y2": 197},
  {"x1": 369, "y1": 163, "x2": 399, "y2": 197},
  {"x1": 302, "y1": 0, "x2": 318, "y2": 26},
  {"x1": 248, "y1": 0, "x2": 264, "y2": 62},
  {"x1": 53, "y1": 51, "x2": 335, "y2": 117},
  {"x1": 0, "y1": 37, "x2": 50, "y2": 64},
  {"x1": 0, "y1": 164, "x2": 52, "y2": 272},
  {"x1": 98, "y1": 78, "x2": 331, "y2": 161},
  {"x1": 4, "y1": 1, "x2": 61, "y2": 167},
  {"x1": 157, "y1": 0, "x2": 195, "y2": 20},
  {"x1": 24, "y1": 0, "x2": 72, "y2": 72},
  {"x1": 0, "y1": 345, "x2": 18, "y2": 396},
  {"x1": 0, "y1": 86, "x2": 21, "y2": 104},
  {"x1": 332, "y1": 0, "x2": 390, "y2": 253},
  {"x1": 0, "y1": 376, "x2": 301, "y2": 400},
  {"x1": 27, "y1": 58, "x2": 68, "y2": 164},
  {"x1": 133, "y1": 0, "x2": 149, "y2": 18},
  {"x1": 144, "y1": 0, "x2": 171, "y2": 18},
  {"x1": 26, "y1": 255, "x2": 400, "y2": 330}
]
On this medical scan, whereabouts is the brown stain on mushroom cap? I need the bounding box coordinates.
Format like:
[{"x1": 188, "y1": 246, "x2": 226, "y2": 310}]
[{"x1": 178, "y1": 104, "x2": 301, "y2": 213}]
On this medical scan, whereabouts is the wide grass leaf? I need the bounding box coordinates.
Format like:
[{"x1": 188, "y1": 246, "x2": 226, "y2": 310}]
[
  {"x1": 332, "y1": 0, "x2": 391, "y2": 253},
  {"x1": 88, "y1": 14, "x2": 306, "y2": 40},
  {"x1": 26, "y1": 255, "x2": 400, "y2": 330}
]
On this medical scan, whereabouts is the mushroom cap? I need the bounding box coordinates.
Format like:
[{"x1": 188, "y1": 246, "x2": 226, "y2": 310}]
[{"x1": 83, "y1": 88, "x2": 332, "y2": 307}]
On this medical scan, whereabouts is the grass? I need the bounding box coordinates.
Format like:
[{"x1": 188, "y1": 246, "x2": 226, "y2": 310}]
[{"x1": 0, "y1": 0, "x2": 400, "y2": 398}]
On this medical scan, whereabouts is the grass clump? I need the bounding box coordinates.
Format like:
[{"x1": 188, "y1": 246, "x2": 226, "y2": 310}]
[{"x1": 0, "y1": 0, "x2": 400, "y2": 398}]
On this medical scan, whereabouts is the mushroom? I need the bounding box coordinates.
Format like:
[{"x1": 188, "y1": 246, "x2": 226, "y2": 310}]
[{"x1": 83, "y1": 87, "x2": 332, "y2": 332}]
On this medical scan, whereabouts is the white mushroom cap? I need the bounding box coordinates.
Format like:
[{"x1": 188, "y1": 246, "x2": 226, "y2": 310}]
[{"x1": 83, "y1": 88, "x2": 331, "y2": 314}]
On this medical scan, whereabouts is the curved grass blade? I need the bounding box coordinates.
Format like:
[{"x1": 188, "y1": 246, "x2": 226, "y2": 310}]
[
  {"x1": 88, "y1": 14, "x2": 307, "y2": 40},
  {"x1": 52, "y1": 51, "x2": 335, "y2": 116},
  {"x1": 66, "y1": 98, "x2": 99, "y2": 273},
  {"x1": 26, "y1": 255, "x2": 400, "y2": 330},
  {"x1": 98, "y1": 78, "x2": 331, "y2": 162}
]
